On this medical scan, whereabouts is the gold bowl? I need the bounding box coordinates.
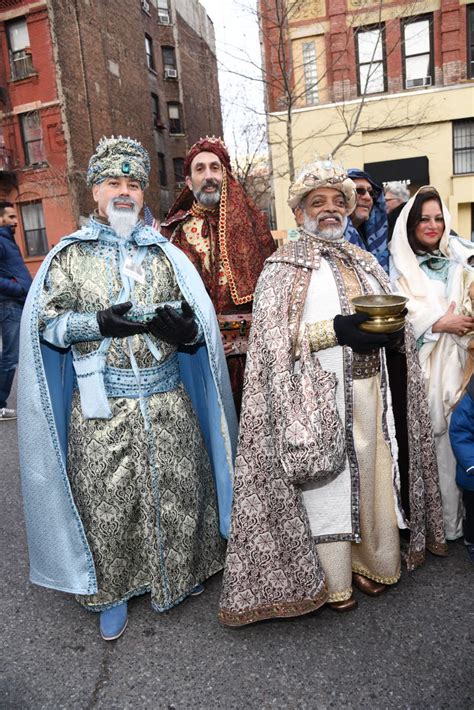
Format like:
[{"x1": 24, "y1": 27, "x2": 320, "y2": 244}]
[{"x1": 351, "y1": 295, "x2": 408, "y2": 333}]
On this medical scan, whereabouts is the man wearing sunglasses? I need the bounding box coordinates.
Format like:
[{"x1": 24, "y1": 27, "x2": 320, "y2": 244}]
[{"x1": 344, "y1": 168, "x2": 389, "y2": 274}]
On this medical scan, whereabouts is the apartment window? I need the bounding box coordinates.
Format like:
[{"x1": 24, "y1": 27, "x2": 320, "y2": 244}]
[
  {"x1": 168, "y1": 103, "x2": 183, "y2": 134},
  {"x1": 145, "y1": 34, "x2": 155, "y2": 71},
  {"x1": 173, "y1": 157, "x2": 184, "y2": 183},
  {"x1": 157, "y1": 0, "x2": 171, "y2": 25},
  {"x1": 356, "y1": 26, "x2": 386, "y2": 95},
  {"x1": 20, "y1": 112, "x2": 46, "y2": 166},
  {"x1": 453, "y1": 119, "x2": 474, "y2": 175},
  {"x1": 158, "y1": 153, "x2": 167, "y2": 186},
  {"x1": 0, "y1": 130, "x2": 12, "y2": 171},
  {"x1": 468, "y1": 5, "x2": 474, "y2": 79},
  {"x1": 302, "y1": 41, "x2": 318, "y2": 105},
  {"x1": 402, "y1": 15, "x2": 433, "y2": 89},
  {"x1": 7, "y1": 18, "x2": 35, "y2": 81},
  {"x1": 151, "y1": 93, "x2": 162, "y2": 127},
  {"x1": 21, "y1": 202, "x2": 48, "y2": 257},
  {"x1": 162, "y1": 46, "x2": 177, "y2": 79}
]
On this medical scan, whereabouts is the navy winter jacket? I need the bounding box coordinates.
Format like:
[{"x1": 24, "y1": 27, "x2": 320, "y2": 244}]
[
  {"x1": 449, "y1": 376, "x2": 474, "y2": 492},
  {"x1": 0, "y1": 226, "x2": 32, "y2": 302}
]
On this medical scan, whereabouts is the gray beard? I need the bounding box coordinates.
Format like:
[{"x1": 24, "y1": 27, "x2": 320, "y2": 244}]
[
  {"x1": 106, "y1": 200, "x2": 140, "y2": 238},
  {"x1": 194, "y1": 187, "x2": 221, "y2": 207},
  {"x1": 303, "y1": 213, "x2": 346, "y2": 241}
]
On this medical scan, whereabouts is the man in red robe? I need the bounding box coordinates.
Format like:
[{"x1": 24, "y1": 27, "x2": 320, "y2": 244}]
[{"x1": 161, "y1": 136, "x2": 276, "y2": 412}]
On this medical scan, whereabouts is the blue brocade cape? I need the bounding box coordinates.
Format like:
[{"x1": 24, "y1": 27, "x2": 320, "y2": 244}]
[{"x1": 17, "y1": 223, "x2": 237, "y2": 595}]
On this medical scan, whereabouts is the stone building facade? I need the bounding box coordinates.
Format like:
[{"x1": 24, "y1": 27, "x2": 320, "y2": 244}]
[{"x1": 0, "y1": 0, "x2": 222, "y2": 274}]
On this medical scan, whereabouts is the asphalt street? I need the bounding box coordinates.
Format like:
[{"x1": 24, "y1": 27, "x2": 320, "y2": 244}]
[{"x1": 1, "y1": 381, "x2": 472, "y2": 710}]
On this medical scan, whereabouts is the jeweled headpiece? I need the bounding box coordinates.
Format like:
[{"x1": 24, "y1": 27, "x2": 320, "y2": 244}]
[
  {"x1": 184, "y1": 135, "x2": 232, "y2": 175},
  {"x1": 86, "y1": 136, "x2": 151, "y2": 188},
  {"x1": 288, "y1": 157, "x2": 357, "y2": 213}
]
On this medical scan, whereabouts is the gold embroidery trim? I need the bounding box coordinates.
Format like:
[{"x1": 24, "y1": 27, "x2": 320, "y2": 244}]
[
  {"x1": 335, "y1": 258, "x2": 363, "y2": 303},
  {"x1": 352, "y1": 565, "x2": 401, "y2": 585},
  {"x1": 218, "y1": 588, "x2": 328, "y2": 627},
  {"x1": 306, "y1": 319, "x2": 338, "y2": 352},
  {"x1": 218, "y1": 171, "x2": 253, "y2": 306},
  {"x1": 191, "y1": 201, "x2": 219, "y2": 218},
  {"x1": 327, "y1": 588, "x2": 353, "y2": 603},
  {"x1": 352, "y1": 350, "x2": 381, "y2": 379}
]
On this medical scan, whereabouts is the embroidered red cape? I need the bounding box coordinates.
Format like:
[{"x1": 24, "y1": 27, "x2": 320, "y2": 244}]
[{"x1": 161, "y1": 175, "x2": 276, "y2": 308}]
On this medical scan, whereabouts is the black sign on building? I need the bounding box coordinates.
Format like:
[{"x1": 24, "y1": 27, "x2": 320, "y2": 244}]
[{"x1": 364, "y1": 156, "x2": 430, "y2": 187}]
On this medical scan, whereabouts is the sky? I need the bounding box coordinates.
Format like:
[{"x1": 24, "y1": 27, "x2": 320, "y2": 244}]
[{"x1": 198, "y1": 1, "x2": 265, "y2": 155}]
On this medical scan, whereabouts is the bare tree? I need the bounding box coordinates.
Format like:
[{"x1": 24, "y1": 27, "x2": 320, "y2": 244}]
[{"x1": 218, "y1": 0, "x2": 435, "y2": 182}]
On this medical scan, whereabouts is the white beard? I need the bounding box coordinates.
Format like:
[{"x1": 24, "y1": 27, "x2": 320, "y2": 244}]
[
  {"x1": 303, "y1": 213, "x2": 347, "y2": 241},
  {"x1": 106, "y1": 199, "x2": 140, "y2": 238}
]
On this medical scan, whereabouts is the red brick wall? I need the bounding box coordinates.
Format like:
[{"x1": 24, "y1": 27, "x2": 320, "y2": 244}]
[
  {"x1": 261, "y1": 0, "x2": 472, "y2": 111},
  {"x1": 259, "y1": 0, "x2": 294, "y2": 112},
  {"x1": 0, "y1": 1, "x2": 76, "y2": 274},
  {"x1": 48, "y1": 0, "x2": 163, "y2": 218},
  {"x1": 328, "y1": 0, "x2": 357, "y2": 103},
  {"x1": 1, "y1": 0, "x2": 224, "y2": 253},
  {"x1": 49, "y1": 0, "x2": 222, "y2": 221},
  {"x1": 176, "y1": 12, "x2": 223, "y2": 145}
]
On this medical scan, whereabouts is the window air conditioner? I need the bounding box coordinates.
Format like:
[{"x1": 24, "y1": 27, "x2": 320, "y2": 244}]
[
  {"x1": 141, "y1": 0, "x2": 150, "y2": 12},
  {"x1": 164, "y1": 67, "x2": 178, "y2": 79},
  {"x1": 158, "y1": 12, "x2": 171, "y2": 24},
  {"x1": 406, "y1": 76, "x2": 432, "y2": 89}
]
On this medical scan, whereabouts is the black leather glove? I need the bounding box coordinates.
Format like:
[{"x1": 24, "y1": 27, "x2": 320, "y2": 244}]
[
  {"x1": 386, "y1": 321, "x2": 406, "y2": 351},
  {"x1": 147, "y1": 301, "x2": 198, "y2": 345},
  {"x1": 97, "y1": 302, "x2": 148, "y2": 338},
  {"x1": 333, "y1": 313, "x2": 390, "y2": 353}
]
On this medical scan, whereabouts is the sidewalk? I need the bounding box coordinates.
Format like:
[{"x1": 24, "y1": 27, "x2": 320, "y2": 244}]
[{"x1": 1, "y1": 379, "x2": 472, "y2": 709}]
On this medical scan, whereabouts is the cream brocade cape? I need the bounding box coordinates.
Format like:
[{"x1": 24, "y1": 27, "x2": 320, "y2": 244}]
[{"x1": 219, "y1": 236, "x2": 446, "y2": 627}]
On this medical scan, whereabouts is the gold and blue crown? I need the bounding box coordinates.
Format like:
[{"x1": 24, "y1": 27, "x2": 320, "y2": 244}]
[{"x1": 87, "y1": 136, "x2": 151, "y2": 188}]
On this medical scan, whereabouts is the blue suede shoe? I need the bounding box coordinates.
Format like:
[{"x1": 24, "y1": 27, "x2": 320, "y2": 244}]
[
  {"x1": 99, "y1": 602, "x2": 128, "y2": 641},
  {"x1": 190, "y1": 583, "x2": 205, "y2": 596}
]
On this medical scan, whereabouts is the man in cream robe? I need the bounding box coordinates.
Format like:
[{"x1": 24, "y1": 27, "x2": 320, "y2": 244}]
[{"x1": 219, "y1": 160, "x2": 446, "y2": 627}]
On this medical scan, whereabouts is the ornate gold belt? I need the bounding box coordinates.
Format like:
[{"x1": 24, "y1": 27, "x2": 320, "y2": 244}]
[{"x1": 352, "y1": 351, "x2": 381, "y2": 379}]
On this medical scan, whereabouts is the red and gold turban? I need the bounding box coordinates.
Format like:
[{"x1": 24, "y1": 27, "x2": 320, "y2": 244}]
[{"x1": 183, "y1": 136, "x2": 232, "y2": 176}]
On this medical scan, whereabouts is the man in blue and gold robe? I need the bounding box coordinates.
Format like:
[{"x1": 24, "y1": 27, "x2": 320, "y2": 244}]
[{"x1": 18, "y1": 136, "x2": 236, "y2": 641}]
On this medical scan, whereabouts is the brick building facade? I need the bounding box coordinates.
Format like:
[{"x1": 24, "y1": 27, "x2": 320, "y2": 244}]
[
  {"x1": 260, "y1": 0, "x2": 474, "y2": 237},
  {"x1": 0, "y1": 0, "x2": 222, "y2": 275}
]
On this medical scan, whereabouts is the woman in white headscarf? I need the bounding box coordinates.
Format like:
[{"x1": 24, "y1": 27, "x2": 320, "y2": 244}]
[{"x1": 390, "y1": 186, "x2": 474, "y2": 540}]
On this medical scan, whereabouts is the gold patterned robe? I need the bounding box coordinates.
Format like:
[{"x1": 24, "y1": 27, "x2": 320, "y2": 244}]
[{"x1": 39, "y1": 231, "x2": 225, "y2": 611}]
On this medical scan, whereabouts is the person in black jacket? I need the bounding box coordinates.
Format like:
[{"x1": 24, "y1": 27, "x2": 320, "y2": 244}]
[{"x1": 0, "y1": 201, "x2": 32, "y2": 419}]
